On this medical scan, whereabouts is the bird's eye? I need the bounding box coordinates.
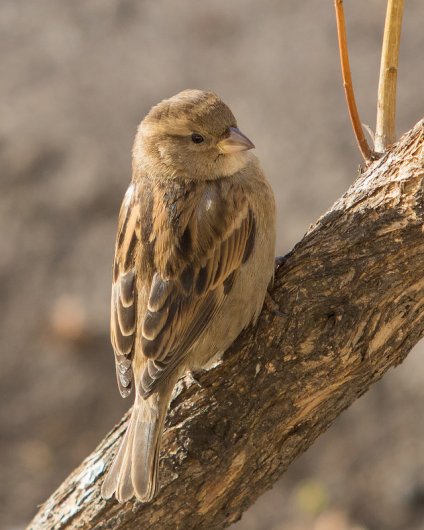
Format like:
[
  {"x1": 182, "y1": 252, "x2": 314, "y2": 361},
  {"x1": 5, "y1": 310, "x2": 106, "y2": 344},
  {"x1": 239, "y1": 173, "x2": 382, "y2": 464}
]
[{"x1": 191, "y1": 133, "x2": 204, "y2": 144}]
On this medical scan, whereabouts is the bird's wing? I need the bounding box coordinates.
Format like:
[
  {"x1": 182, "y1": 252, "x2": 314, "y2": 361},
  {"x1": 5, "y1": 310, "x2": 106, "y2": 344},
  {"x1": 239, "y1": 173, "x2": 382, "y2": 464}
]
[
  {"x1": 111, "y1": 183, "x2": 140, "y2": 397},
  {"x1": 139, "y1": 178, "x2": 256, "y2": 398}
]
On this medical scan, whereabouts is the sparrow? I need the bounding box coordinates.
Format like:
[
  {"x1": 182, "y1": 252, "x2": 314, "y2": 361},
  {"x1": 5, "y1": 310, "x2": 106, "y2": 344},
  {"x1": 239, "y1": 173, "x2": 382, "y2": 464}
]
[{"x1": 101, "y1": 89, "x2": 276, "y2": 503}]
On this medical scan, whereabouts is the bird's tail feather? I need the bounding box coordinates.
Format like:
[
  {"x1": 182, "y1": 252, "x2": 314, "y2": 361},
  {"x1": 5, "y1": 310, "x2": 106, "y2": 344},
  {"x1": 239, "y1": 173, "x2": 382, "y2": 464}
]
[{"x1": 101, "y1": 392, "x2": 168, "y2": 503}]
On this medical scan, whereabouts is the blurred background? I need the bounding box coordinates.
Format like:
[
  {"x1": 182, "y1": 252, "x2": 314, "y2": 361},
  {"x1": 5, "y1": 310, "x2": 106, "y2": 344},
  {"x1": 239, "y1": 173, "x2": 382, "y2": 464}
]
[{"x1": 1, "y1": 1, "x2": 423, "y2": 529}]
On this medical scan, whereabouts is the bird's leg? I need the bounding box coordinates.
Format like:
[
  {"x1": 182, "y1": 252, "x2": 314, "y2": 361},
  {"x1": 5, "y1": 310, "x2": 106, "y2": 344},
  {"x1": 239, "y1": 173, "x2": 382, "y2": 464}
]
[
  {"x1": 185, "y1": 370, "x2": 220, "y2": 405},
  {"x1": 275, "y1": 255, "x2": 286, "y2": 271},
  {"x1": 265, "y1": 256, "x2": 287, "y2": 317},
  {"x1": 186, "y1": 370, "x2": 204, "y2": 390},
  {"x1": 265, "y1": 292, "x2": 286, "y2": 318}
]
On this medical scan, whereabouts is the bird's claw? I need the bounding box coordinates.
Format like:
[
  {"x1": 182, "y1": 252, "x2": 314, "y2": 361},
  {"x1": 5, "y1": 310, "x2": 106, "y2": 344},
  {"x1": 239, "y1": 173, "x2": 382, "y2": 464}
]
[{"x1": 265, "y1": 292, "x2": 286, "y2": 318}]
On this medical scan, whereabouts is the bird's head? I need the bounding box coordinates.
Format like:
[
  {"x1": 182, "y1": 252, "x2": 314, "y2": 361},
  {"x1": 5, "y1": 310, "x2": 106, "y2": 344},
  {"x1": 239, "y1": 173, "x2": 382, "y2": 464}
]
[{"x1": 133, "y1": 89, "x2": 255, "y2": 180}]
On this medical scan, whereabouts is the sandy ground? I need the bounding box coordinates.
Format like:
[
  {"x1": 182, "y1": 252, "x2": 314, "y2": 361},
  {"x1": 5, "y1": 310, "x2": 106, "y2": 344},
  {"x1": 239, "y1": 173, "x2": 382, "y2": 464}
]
[{"x1": 1, "y1": 1, "x2": 423, "y2": 529}]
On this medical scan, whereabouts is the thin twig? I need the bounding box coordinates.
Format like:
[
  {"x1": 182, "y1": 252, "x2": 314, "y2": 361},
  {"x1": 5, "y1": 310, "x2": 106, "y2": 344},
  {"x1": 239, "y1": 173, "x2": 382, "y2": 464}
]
[
  {"x1": 375, "y1": 0, "x2": 405, "y2": 153},
  {"x1": 334, "y1": 0, "x2": 374, "y2": 163}
]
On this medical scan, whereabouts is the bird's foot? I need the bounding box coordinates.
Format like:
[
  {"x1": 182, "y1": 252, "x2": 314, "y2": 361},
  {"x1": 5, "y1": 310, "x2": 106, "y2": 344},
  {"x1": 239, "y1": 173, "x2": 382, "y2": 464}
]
[
  {"x1": 275, "y1": 255, "x2": 287, "y2": 271},
  {"x1": 186, "y1": 370, "x2": 204, "y2": 390},
  {"x1": 265, "y1": 292, "x2": 286, "y2": 318}
]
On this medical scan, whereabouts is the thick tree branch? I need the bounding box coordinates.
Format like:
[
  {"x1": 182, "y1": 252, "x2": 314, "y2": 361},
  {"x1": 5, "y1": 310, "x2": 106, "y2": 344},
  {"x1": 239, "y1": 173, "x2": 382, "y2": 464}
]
[{"x1": 29, "y1": 121, "x2": 424, "y2": 530}]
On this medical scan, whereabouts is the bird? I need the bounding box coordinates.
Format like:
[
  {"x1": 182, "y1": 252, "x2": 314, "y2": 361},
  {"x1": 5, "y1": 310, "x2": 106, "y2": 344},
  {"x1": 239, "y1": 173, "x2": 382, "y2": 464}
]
[{"x1": 101, "y1": 89, "x2": 276, "y2": 503}]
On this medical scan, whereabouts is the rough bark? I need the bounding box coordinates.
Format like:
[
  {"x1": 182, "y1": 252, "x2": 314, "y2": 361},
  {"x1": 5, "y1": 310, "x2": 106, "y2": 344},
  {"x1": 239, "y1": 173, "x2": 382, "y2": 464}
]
[{"x1": 29, "y1": 120, "x2": 424, "y2": 530}]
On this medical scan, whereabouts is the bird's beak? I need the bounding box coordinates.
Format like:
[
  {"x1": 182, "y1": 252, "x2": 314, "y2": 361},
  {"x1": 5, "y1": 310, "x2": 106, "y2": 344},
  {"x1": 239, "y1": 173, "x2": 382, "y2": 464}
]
[{"x1": 217, "y1": 127, "x2": 255, "y2": 153}]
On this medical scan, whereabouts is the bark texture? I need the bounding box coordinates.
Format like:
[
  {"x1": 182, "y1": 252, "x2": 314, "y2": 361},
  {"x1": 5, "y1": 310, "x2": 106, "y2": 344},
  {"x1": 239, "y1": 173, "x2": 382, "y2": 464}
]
[{"x1": 29, "y1": 120, "x2": 424, "y2": 530}]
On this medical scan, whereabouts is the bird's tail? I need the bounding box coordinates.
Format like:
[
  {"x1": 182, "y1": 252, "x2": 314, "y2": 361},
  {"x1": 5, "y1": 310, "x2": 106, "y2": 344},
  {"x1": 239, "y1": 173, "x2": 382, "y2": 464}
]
[{"x1": 101, "y1": 391, "x2": 169, "y2": 503}]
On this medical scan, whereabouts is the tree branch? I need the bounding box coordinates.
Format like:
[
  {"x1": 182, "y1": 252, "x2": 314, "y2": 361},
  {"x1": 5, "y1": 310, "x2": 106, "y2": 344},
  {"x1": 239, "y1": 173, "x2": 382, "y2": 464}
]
[
  {"x1": 375, "y1": 0, "x2": 405, "y2": 153},
  {"x1": 29, "y1": 121, "x2": 424, "y2": 530},
  {"x1": 334, "y1": 0, "x2": 374, "y2": 163}
]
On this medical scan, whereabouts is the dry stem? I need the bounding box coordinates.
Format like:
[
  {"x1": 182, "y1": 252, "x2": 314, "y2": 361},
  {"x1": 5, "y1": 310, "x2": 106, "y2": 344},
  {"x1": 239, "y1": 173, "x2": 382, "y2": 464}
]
[
  {"x1": 375, "y1": 0, "x2": 405, "y2": 153},
  {"x1": 334, "y1": 0, "x2": 374, "y2": 163}
]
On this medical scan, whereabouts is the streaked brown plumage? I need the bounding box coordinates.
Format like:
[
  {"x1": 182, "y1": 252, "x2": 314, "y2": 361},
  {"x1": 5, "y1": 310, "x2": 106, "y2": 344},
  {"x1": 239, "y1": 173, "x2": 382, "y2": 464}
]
[{"x1": 101, "y1": 89, "x2": 276, "y2": 503}]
